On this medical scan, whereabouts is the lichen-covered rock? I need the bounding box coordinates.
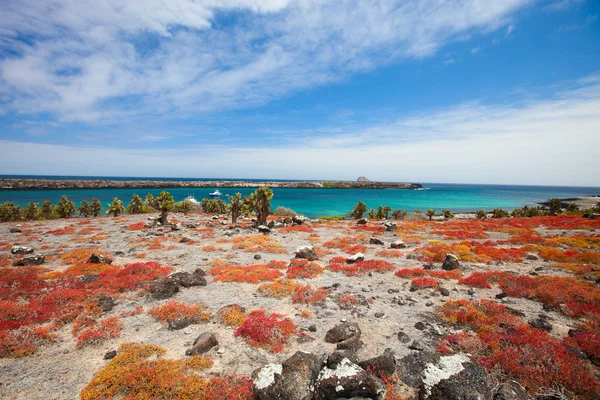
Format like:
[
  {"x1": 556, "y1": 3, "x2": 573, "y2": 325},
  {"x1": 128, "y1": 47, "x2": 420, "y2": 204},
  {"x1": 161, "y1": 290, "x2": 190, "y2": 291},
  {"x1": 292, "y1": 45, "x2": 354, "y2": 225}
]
[
  {"x1": 396, "y1": 351, "x2": 440, "y2": 387},
  {"x1": 253, "y1": 351, "x2": 320, "y2": 400},
  {"x1": 314, "y1": 358, "x2": 385, "y2": 400},
  {"x1": 422, "y1": 354, "x2": 491, "y2": 400},
  {"x1": 11, "y1": 246, "x2": 33, "y2": 255},
  {"x1": 346, "y1": 253, "x2": 365, "y2": 264},
  {"x1": 295, "y1": 246, "x2": 317, "y2": 261},
  {"x1": 292, "y1": 215, "x2": 309, "y2": 225},
  {"x1": 358, "y1": 348, "x2": 396, "y2": 379},
  {"x1": 441, "y1": 254, "x2": 460, "y2": 270},
  {"x1": 186, "y1": 332, "x2": 218, "y2": 355},
  {"x1": 148, "y1": 279, "x2": 179, "y2": 300},
  {"x1": 13, "y1": 255, "x2": 45, "y2": 266},
  {"x1": 382, "y1": 221, "x2": 397, "y2": 231},
  {"x1": 168, "y1": 269, "x2": 207, "y2": 287},
  {"x1": 88, "y1": 253, "x2": 113, "y2": 264},
  {"x1": 258, "y1": 225, "x2": 271, "y2": 233},
  {"x1": 356, "y1": 218, "x2": 368, "y2": 225},
  {"x1": 95, "y1": 294, "x2": 115, "y2": 313},
  {"x1": 391, "y1": 240, "x2": 406, "y2": 249}
]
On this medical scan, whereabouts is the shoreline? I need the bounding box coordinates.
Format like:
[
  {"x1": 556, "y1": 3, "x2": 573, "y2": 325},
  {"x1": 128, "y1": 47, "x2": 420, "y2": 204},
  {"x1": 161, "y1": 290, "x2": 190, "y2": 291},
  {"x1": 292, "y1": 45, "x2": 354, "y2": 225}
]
[{"x1": 0, "y1": 178, "x2": 422, "y2": 191}]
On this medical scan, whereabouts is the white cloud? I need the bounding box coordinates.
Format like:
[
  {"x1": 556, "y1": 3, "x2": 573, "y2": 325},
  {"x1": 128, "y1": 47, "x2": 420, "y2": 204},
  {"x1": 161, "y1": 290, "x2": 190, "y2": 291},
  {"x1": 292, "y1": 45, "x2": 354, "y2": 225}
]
[
  {"x1": 2, "y1": 76, "x2": 599, "y2": 186},
  {"x1": 0, "y1": 0, "x2": 534, "y2": 123}
]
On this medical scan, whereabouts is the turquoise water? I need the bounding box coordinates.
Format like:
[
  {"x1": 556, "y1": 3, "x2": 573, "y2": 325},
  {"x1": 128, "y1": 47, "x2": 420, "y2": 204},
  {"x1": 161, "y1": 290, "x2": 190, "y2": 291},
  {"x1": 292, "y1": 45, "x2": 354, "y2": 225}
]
[{"x1": 0, "y1": 182, "x2": 598, "y2": 218}]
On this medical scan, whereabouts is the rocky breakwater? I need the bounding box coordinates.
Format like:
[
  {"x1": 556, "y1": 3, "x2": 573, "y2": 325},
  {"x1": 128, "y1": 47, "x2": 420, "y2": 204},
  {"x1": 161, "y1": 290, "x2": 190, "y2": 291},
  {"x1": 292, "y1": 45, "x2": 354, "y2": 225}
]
[{"x1": 0, "y1": 179, "x2": 422, "y2": 191}]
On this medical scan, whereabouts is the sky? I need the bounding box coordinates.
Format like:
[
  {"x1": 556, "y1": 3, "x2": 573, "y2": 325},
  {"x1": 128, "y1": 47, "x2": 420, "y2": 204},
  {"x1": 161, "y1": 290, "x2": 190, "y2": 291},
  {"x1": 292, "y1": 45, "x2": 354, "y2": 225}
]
[{"x1": 0, "y1": 0, "x2": 599, "y2": 186}]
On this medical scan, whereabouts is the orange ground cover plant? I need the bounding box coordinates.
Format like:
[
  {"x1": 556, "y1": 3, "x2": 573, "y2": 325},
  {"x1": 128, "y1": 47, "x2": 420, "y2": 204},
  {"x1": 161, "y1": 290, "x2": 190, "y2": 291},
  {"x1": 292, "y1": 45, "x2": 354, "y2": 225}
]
[
  {"x1": 323, "y1": 234, "x2": 369, "y2": 253},
  {"x1": 292, "y1": 284, "x2": 329, "y2": 305},
  {"x1": 126, "y1": 222, "x2": 146, "y2": 230},
  {"x1": 375, "y1": 249, "x2": 404, "y2": 258},
  {"x1": 279, "y1": 225, "x2": 315, "y2": 233},
  {"x1": 327, "y1": 259, "x2": 395, "y2": 276},
  {"x1": 232, "y1": 235, "x2": 287, "y2": 254},
  {"x1": 209, "y1": 263, "x2": 283, "y2": 284},
  {"x1": 410, "y1": 277, "x2": 439, "y2": 290},
  {"x1": 394, "y1": 268, "x2": 461, "y2": 280},
  {"x1": 234, "y1": 310, "x2": 296, "y2": 353},
  {"x1": 148, "y1": 301, "x2": 210, "y2": 324},
  {"x1": 286, "y1": 259, "x2": 324, "y2": 279},
  {"x1": 257, "y1": 279, "x2": 298, "y2": 298},
  {"x1": 75, "y1": 316, "x2": 122, "y2": 348},
  {"x1": 217, "y1": 305, "x2": 247, "y2": 327},
  {"x1": 80, "y1": 342, "x2": 254, "y2": 400}
]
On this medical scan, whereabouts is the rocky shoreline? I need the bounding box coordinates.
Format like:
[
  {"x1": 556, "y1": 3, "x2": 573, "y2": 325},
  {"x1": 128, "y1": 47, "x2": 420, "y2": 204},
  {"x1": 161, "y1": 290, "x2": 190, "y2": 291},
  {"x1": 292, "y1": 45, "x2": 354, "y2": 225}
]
[{"x1": 0, "y1": 179, "x2": 422, "y2": 191}]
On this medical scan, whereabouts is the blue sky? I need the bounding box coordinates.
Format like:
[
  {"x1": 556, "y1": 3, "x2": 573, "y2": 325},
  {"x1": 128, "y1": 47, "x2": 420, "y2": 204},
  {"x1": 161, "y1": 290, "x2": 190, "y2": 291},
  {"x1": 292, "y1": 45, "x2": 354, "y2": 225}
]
[{"x1": 0, "y1": 0, "x2": 599, "y2": 185}]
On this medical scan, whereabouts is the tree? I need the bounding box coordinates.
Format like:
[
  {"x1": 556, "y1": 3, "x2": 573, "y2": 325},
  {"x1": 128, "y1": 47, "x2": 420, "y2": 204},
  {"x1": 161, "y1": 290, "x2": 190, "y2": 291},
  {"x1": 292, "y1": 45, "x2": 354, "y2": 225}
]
[
  {"x1": 595, "y1": 201, "x2": 600, "y2": 213},
  {"x1": 548, "y1": 198, "x2": 562, "y2": 215},
  {"x1": 491, "y1": 208, "x2": 509, "y2": 218},
  {"x1": 55, "y1": 195, "x2": 75, "y2": 218},
  {"x1": 383, "y1": 206, "x2": 392, "y2": 220},
  {"x1": 442, "y1": 209, "x2": 454, "y2": 219},
  {"x1": 229, "y1": 193, "x2": 243, "y2": 224},
  {"x1": 106, "y1": 197, "x2": 125, "y2": 217},
  {"x1": 0, "y1": 201, "x2": 22, "y2": 222},
  {"x1": 367, "y1": 208, "x2": 376, "y2": 219},
  {"x1": 376, "y1": 206, "x2": 385, "y2": 220},
  {"x1": 201, "y1": 198, "x2": 228, "y2": 214},
  {"x1": 127, "y1": 194, "x2": 144, "y2": 214},
  {"x1": 566, "y1": 203, "x2": 579, "y2": 213},
  {"x1": 77, "y1": 200, "x2": 93, "y2": 217},
  {"x1": 23, "y1": 202, "x2": 41, "y2": 220},
  {"x1": 475, "y1": 210, "x2": 487, "y2": 219},
  {"x1": 179, "y1": 200, "x2": 193, "y2": 215},
  {"x1": 147, "y1": 191, "x2": 175, "y2": 224},
  {"x1": 254, "y1": 186, "x2": 273, "y2": 226},
  {"x1": 349, "y1": 201, "x2": 367, "y2": 219},
  {"x1": 413, "y1": 209, "x2": 422, "y2": 214},
  {"x1": 392, "y1": 210, "x2": 407, "y2": 220},
  {"x1": 91, "y1": 198, "x2": 102, "y2": 217},
  {"x1": 426, "y1": 209, "x2": 436, "y2": 220},
  {"x1": 41, "y1": 200, "x2": 54, "y2": 219}
]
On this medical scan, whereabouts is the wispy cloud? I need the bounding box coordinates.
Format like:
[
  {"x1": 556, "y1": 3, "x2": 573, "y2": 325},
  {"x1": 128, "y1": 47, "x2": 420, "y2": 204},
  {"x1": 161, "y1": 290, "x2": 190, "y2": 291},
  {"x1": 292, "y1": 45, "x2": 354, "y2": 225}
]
[
  {"x1": 0, "y1": 0, "x2": 534, "y2": 124},
  {"x1": 2, "y1": 75, "x2": 599, "y2": 186}
]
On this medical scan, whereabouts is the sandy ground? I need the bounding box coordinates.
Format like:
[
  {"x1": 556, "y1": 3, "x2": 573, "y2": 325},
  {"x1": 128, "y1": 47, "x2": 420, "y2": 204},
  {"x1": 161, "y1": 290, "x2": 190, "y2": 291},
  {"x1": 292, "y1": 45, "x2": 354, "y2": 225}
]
[{"x1": 0, "y1": 213, "x2": 591, "y2": 399}]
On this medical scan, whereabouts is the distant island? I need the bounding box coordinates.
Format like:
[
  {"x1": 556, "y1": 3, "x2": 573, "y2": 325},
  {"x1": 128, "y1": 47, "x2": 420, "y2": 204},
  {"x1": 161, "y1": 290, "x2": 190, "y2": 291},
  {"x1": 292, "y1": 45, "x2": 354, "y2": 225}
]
[{"x1": 0, "y1": 178, "x2": 422, "y2": 191}]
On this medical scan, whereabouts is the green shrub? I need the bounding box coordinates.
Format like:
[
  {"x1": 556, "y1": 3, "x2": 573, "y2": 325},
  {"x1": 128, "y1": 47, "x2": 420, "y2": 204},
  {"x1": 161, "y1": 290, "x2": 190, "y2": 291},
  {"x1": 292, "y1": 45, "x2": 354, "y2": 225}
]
[
  {"x1": 442, "y1": 209, "x2": 454, "y2": 219},
  {"x1": 475, "y1": 210, "x2": 487, "y2": 219},
  {"x1": 77, "y1": 201, "x2": 93, "y2": 217},
  {"x1": 273, "y1": 206, "x2": 296, "y2": 217},
  {"x1": 106, "y1": 197, "x2": 125, "y2": 217},
  {"x1": 56, "y1": 195, "x2": 75, "y2": 218},
  {"x1": 349, "y1": 201, "x2": 367, "y2": 219},
  {"x1": 392, "y1": 210, "x2": 408, "y2": 220},
  {"x1": 23, "y1": 202, "x2": 41, "y2": 220}
]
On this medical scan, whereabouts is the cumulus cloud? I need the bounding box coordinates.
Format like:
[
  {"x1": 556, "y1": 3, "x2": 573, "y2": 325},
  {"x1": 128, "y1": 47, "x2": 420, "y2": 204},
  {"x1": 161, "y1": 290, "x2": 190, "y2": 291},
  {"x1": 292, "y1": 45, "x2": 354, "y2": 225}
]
[
  {"x1": 2, "y1": 76, "x2": 599, "y2": 186},
  {"x1": 0, "y1": 0, "x2": 533, "y2": 123}
]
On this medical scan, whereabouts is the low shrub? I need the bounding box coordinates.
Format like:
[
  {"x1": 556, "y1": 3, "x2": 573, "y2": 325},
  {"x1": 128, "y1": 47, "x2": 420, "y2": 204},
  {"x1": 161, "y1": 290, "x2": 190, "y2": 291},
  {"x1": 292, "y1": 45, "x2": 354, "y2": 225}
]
[
  {"x1": 234, "y1": 310, "x2": 296, "y2": 353},
  {"x1": 148, "y1": 302, "x2": 210, "y2": 324}
]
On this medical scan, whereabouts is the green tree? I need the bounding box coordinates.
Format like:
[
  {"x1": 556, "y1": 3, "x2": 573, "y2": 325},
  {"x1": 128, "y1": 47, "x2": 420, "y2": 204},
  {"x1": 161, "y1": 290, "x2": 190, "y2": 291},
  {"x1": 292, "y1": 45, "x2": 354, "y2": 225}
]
[
  {"x1": 91, "y1": 198, "x2": 102, "y2": 217},
  {"x1": 367, "y1": 208, "x2": 376, "y2": 219},
  {"x1": 442, "y1": 209, "x2": 454, "y2": 219},
  {"x1": 23, "y1": 202, "x2": 41, "y2": 220},
  {"x1": 426, "y1": 209, "x2": 436, "y2": 220},
  {"x1": 201, "y1": 198, "x2": 228, "y2": 214},
  {"x1": 376, "y1": 206, "x2": 385, "y2": 220},
  {"x1": 566, "y1": 203, "x2": 579, "y2": 213},
  {"x1": 41, "y1": 200, "x2": 54, "y2": 219},
  {"x1": 383, "y1": 206, "x2": 392, "y2": 220},
  {"x1": 147, "y1": 191, "x2": 175, "y2": 224},
  {"x1": 254, "y1": 186, "x2": 273, "y2": 226},
  {"x1": 0, "y1": 202, "x2": 21, "y2": 222},
  {"x1": 392, "y1": 210, "x2": 407, "y2": 220},
  {"x1": 548, "y1": 198, "x2": 562, "y2": 215},
  {"x1": 106, "y1": 197, "x2": 126, "y2": 217},
  {"x1": 179, "y1": 200, "x2": 193, "y2": 215},
  {"x1": 475, "y1": 210, "x2": 487, "y2": 219},
  {"x1": 492, "y1": 208, "x2": 509, "y2": 219},
  {"x1": 413, "y1": 209, "x2": 422, "y2": 214},
  {"x1": 229, "y1": 193, "x2": 243, "y2": 224},
  {"x1": 127, "y1": 194, "x2": 144, "y2": 214},
  {"x1": 77, "y1": 200, "x2": 93, "y2": 217},
  {"x1": 55, "y1": 195, "x2": 75, "y2": 218},
  {"x1": 349, "y1": 201, "x2": 367, "y2": 219}
]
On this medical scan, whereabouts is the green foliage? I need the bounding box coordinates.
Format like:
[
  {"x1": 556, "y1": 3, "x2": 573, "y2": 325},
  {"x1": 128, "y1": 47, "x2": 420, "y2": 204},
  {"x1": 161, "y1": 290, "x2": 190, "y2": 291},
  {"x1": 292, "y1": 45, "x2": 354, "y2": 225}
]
[
  {"x1": 23, "y1": 203, "x2": 41, "y2": 220},
  {"x1": 77, "y1": 201, "x2": 93, "y2": 217},
  {"x1": 201, "y1": 198, "x2": 229, "y2": 214},
  {"x1": 367, "y1": 208, "x2": 376, "y2": 219},
  {"x1": 176, "y1": 200, "x2": 193, "y2": 215},
  {"x1": 375, "y1": 205, "x2": 392, "y2": 220},
  {"x1": 491, "y1": 208, "x2": 509, "y2": 219},
  {"x1": 0, "y1": 201, "x2": 22, "y2": 222},
  {"x1": 240, "y1": 187, "x2": 273, "y2": 226},
  {"x1": 426, "y1": 209, "x2": 436, "y2": 220},
  {"x1": 475, "y1": 210, "x2": 487, "y2": 219},
  {"x1": 41, "y1": 200, "x2": 54, "y2": 219},
  {"x1": 147, "y1": 191, "x2": 175, "y2": 224},
  {"x1": 106, "y1": 197, "x2": 125, "y2": 217},
  {"x1": 229, "y1": 193, "x2": 242, "y2": 224},
  {"x1": 442, "y1": 209, "x2": 454, "y2": 219},
  {"x1": 595, "y1": 201, "x2": 600, "y2": 213},
  {"x1": 548, "y1": 198, "x2": 562, "y2": 215},
  {"x1": 91, "y1": 198, "x2": 102, "y2": 217},
  {"x1": 272, "y1": 206, "x2": 296, "y2": 217},
  {"x1": 413, "y1": 209, "x2": 422, "y2": 214},
  {"x1": 392, "y1": 210, "x2": 408, "y2": 220},
  {"x1": 127, "y1": 194, "x2": 144, "y2": 214},
  {"x1": 55, "y1": 195, "x2": 75, "y2": 218},
  {"x1": 318, "y1": 215, "x2": 346, "y2": 221},
  {"x1": 566, "y1": 202, "x2": 579, "y2": 213},
  {"x1": 349, "y1": 201, "x2": 367, "y2": 219}
]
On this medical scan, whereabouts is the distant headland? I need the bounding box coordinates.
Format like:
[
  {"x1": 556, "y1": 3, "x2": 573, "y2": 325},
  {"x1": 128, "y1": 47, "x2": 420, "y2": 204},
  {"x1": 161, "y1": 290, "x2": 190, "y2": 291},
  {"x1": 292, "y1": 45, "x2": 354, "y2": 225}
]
[{"x1": 0, "y1": 178, "x2": 422, "y2": 191}]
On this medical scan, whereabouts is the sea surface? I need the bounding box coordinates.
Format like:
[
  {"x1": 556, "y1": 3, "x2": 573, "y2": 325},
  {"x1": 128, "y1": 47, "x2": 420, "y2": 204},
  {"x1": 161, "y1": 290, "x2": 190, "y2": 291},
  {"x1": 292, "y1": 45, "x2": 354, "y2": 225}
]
[{"x1": 1, "y1": 176, "x2": 599, "y2": 218}]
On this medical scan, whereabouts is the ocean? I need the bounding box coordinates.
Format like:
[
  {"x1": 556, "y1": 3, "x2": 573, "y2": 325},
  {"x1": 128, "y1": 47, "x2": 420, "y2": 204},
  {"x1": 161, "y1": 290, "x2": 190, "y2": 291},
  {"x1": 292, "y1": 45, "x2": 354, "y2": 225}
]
[{"x1": 0, "y1": 177, "x2": 599, "y2": 218}]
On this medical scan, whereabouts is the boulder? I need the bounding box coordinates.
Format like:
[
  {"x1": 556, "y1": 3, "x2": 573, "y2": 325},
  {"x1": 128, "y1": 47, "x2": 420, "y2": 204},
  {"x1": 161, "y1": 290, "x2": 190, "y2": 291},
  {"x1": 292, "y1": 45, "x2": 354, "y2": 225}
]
[
  {"x1": 327, "y1": 350, "x2": 359, "y2": 369},
  {"x1": 358, "y1": 348, "x2": 396, "y2": 379},
  {"x1": 528, "y1": 317, "x2": 552, "y2": 332},
  {"x1": 382, "y1": 221, "x2": 397, "y2": 231},
  {"x1": 88, "y1": 253, "x2": 113, "y2": 264},
  {"x1": 295, "y1": 246, "x2": 317, "y2": 261},
  {"x1": 441, "y1": 254, "x2": 460, "y2": 270},
  {"x1": 253, "y1": 351, "x2": 321, "y2": 400},
  {"x1": 12, "y1": 255, "x2": 45, "y2": 266},
  {"x1": 390, "y1": 240, "x2": 406, "y2": 249},
  {"x1": 346, "y1": 253, "x2": 365, "y2": 264},
  {"x1": 292, "y1": 215, "x2": 309, "y2": 225},
  {"x1": 396, "y1": 351, "x2": 440, "y2": 387},
  {"x1": 168, "y1": 269, "x2": 207, "y2": 287},
  {"x1": 257, "y1": 225, "x2": 271, "y2": 233},
  {"x1": 95, "y1": 294, "x2": 115, "y2": 313},
  {"x1": 148, "y1": 279, "x2": 179, "y2": 300},
  {"x1": 9, "y1": 227, "x2": 21, "y2": 233},
  {"x1": 11, "y1": 246, "x2": 33, "y2": 255},
  {"x1": 314, "y1": 358, "x2": 384, "y2": 400},
  {"x1": 168, "y1": 318, "x2": 193, "y2": 330},
  {"x1": 356, "y1": 218, "x2": 368, "y2": 225},
  {"x1": 325, "y1": 322, "x2": 362, "y2": 351},
  {"x1": 104, "y1": 350, "x2": 117, "y2": 360},
  {"x1": 369, "y1": 237, "x2": 384, "y2": 246},
  {"x1": 186, "y1": 333, "x2": 218, "y2": 355},
  {"x1": 493, "y1": 381, "x2": 532, "y2": 400},
  {"x1": 422, "y1": 354, "x2": 491, "y2": 400}
]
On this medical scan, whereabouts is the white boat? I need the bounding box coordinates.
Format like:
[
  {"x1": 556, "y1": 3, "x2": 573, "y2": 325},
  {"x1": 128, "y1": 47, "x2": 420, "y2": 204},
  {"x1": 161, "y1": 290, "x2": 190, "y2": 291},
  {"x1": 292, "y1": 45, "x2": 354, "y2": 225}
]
[
  {"x1": 184, "y1": 194, "x2": 199, "y2": 203},
  {"x1": 209, "y1": 190, "x2": 222, "y2": 198}
]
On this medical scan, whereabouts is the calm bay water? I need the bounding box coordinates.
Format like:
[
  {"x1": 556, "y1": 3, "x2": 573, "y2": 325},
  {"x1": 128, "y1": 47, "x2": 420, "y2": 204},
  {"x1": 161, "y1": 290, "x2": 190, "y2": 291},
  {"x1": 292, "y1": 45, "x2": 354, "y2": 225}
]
[{"x1": 1, "y1": 177, "x2": 599, "y2": 218}]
